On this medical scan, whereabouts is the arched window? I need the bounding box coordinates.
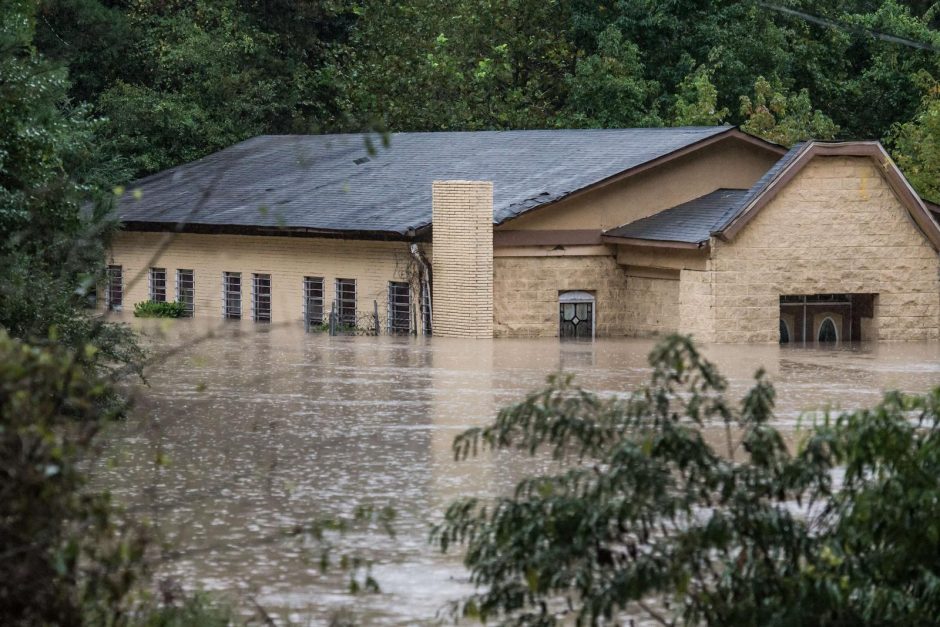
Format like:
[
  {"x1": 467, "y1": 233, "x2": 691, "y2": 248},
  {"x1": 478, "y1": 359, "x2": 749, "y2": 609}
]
[
  {"x1": 559, "y1": 291, "x2": 595, "y2": 340},
  {"x1": 779, "y1": 318, "x2": 790, "y2": 344},
  {"x1": 817, "y1": 317, "x2": 838, "y2": 343}
]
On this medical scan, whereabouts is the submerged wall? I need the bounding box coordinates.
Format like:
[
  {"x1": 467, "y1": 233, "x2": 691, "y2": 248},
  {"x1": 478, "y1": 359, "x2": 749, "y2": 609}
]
[
  {"x1": 707, "y1": 156, "x2": 940, "y2": 342},
  {"x1": 107, "y1": 231, "x2": 419, "y2": 328}
]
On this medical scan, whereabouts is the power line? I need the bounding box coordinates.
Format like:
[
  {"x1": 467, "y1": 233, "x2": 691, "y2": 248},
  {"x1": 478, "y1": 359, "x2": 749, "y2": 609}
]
[{"x1": 760, "y1": 2, "x2": 940, "y2": 52}]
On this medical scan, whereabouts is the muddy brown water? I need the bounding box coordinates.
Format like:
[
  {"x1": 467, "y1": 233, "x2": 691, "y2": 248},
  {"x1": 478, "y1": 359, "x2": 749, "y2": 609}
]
[{"x1": 92, "y1": 317, "x2": 940, "y2": 625}]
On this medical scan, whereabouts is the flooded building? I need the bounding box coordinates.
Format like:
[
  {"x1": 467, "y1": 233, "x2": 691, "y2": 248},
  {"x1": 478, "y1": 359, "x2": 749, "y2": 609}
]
[{"x1": 108, "y1": 127, "x2": 940, "y2": 342}]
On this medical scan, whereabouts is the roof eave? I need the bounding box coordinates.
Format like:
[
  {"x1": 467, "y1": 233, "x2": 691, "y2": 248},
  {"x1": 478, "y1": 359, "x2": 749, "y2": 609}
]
[
  {"x1": 120, "y1": 220, "x2": 419, "y2": 242},
  {"x1": 600, "y1": 235, "x2": 708, "y2": 250}
]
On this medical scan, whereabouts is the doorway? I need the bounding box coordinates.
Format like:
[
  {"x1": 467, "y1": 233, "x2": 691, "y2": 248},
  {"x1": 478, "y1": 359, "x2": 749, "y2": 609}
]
[{"x1": 559, "y1": 291, "x2": 595, "y2": 339}]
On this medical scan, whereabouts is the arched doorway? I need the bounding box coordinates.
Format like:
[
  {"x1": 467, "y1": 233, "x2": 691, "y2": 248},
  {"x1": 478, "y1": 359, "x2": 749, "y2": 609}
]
[{"x1": 817, "y1": 316, "x2": 838, "y2": 343}]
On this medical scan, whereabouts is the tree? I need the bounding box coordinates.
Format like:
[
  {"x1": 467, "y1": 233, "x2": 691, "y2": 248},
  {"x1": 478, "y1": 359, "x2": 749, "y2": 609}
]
[
  {"x1": 890, "y1": 76, "x2": 940, "y2": 204},
  {"x1": 740, "y1": 76, "x2": 839, "y2": 146},
  {"x1": 559, "y1": 25, "x2": 659, "y2": 128},
  {"x1": 671, "y1": 66, "x2": 729, "y2": 126},
  {"x1": 0, "y1": 0, "x2": 142, "y2": 377},
  {"x1": 435, "y1": 335, "x2": 940, "y2": 626}
]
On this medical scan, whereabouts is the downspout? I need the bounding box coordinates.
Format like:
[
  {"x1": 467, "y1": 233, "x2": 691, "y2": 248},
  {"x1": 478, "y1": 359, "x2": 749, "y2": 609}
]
[{"x1": 410, "y1": 243, "x2": 432, "y2": 335}]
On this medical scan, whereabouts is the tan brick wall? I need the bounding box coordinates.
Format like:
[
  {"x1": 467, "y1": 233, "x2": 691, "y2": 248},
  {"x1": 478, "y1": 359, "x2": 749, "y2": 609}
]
[
  {"x1": 492, "y1": 255, "x2": 677, "y2": 337},
  {"x1": 106, "y1": 231, "x2": 420, "y2": 328},
  {"x1": 502, "y1": 137, "x2": 780, "y2": 231},
  {"x1": 678, "y1": 268, "x2": 716, "y2": 342},
  {"x1": 623, "y1": 272, "x2": 679, "y2": 336},
  {"x1": 709, "y1": 156, "x2": 940, "y2": 342},
  {"x1": 431, "y1": 181, "x2": 494, "y2": 338}
]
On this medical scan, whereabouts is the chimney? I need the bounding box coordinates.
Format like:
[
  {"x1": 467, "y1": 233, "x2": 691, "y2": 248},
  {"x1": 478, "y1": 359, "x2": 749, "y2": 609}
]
[{"x1": 431, "y1": 181, "x2": 493, "y2": 338}]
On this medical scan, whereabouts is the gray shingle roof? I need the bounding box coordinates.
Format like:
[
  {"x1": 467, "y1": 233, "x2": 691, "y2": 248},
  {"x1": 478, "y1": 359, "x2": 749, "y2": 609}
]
[
  {"x1": 604, "y1": 189, "x2": 750, "y2": 244},
  {"x1": 603, "y1": 142, "x2": 807, "y2": 245},
  {"x1": 115, "y1": 127, "x2": 738, "y2": 237}
]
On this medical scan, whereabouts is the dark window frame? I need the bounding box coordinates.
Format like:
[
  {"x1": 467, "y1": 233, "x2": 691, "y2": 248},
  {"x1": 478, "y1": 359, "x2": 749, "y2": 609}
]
[
  {"x1": 252, "y1": 273, "x2": 272, "y2": 322},
  {"x1": 149, "y1": 267, "x2": 167, "y2": 303},
  {"x1": 387, "y1": 281, "x2": 411, "y2": 333},
  {"x1": 176, "y1": 269, "x2": 195, "y2": 317},
  {"x1": 303, "y1": 276, "x2": 324, "y2": 326},
  {"x1": 222, "y1": 272, "x2": 242, "y2": 319},
  {"x1": 106, "y1": 265, "x2": 123, "y2": 311},
  {"x1": 335, "y1": 278, "x2": 357, "y2": 327}
]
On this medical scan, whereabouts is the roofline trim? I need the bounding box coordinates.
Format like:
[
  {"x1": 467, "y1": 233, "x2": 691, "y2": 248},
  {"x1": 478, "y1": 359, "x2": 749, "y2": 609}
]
[
  {"x1": 599, "y1": 234, "x2": 707, "y2": 249},
  {"x1": 120, "y1": 221, "x2": 421, "y2": 242},
  {"x1": 717, "y1": 142, "x2": 940, "y2": 251},
  {"x1": 495, "y1": 127, "x2": 787, "y2": 227}
]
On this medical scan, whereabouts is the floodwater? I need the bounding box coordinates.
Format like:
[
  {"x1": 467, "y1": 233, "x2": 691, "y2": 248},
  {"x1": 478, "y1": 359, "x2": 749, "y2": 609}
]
[{"x1": 93, "y1": 317, "x2": 940, "y2": 625}]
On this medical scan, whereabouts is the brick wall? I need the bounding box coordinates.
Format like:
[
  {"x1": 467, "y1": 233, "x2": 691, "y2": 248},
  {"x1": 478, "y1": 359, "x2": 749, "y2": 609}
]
[
  {"x1": 431, "y1": 181, "x2": 494, "y2": 338},
  {"x1": 709, "y1": 156, "x2": 940, "y2": 342},
  {"x1": 678, "y1": 268, "x2": 716, "y2": 342},
  {"x1": 107, "y1": 231, "x2": 419, "y2": 328}
]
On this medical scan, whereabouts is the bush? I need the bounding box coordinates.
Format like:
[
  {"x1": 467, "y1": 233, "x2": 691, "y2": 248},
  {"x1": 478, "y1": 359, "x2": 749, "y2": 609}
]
[
  {"x1": 133, "y1": 300, "x2": 188, "y2": 318},
  {"x1": 0, "y1": 330, "x2": 146, "y2": 625},
  {"x1": 435, "y1": 335, "x2": 940, "y2": 626}
]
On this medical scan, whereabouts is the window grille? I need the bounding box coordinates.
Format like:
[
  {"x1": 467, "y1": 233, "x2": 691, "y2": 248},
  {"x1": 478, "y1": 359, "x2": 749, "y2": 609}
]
[
  {"x1": 176, "y1": 269, "x2": 195, "y2": 317},
  {"x1": 387, "y1": 282, "x2": 411, "y2": 333},
  {"x1": 303, "y1": 277, "x2": 324, "y2": 326},
  {"x1": 252, "y1": 273, "x2": 272, "y2": 322},
  {"x1": 222, "y1": 272, "x2": 241, "y2": 319},
  {"x1": 149, "y1": 267, "x2": 167, "y2": 302},
  {"x1": 420, "y1": 280, "x2": 432, "y2": 335},
  {"x1": 106, "y1": 265, "x2": 123, "y2": 311},
  {"x1": 335, "y1": 278, "x2": 357, "y2": 327}
]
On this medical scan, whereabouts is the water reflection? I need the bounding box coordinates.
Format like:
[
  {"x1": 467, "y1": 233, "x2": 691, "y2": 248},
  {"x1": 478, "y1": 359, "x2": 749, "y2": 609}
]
[{"x1": 94, "y1": 317, "x2": 940, "y2": 624}]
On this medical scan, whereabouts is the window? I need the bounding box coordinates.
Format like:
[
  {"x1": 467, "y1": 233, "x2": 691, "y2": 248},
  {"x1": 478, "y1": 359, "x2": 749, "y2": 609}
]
[
  {"x1": 818, "y1": 317, "x2": 838, "y2": 343},
  {"x1": 252, "y1": 273, "x2": 272, "y2": 322},
  {"x1": 335, "y1": 279, "x2": 357, "y2": 327},
  {"x1": 559, "y1": 291, "x2": 595, "y2": 339},
  {"x1": 222, "y1": 272, "x2": 241, "y2": 319},
  {"x1": 106, "y1": 265, "x2": 123, "y2": 311},
  {"x1": 303, "y1": 277, "x2": 324, "y2": 327},
  {"x1": 779, "y1": 318, "x2": 790, "y2": 344},
  {"x1": 176, "y1": 269, "x2": 195, "y2": 317},
  {"x1": 149, "y1": 267, "x2": 167, "y2": 302},
  {"x1": 388, "y1": 282, "x2": 411, "y2": 333}
]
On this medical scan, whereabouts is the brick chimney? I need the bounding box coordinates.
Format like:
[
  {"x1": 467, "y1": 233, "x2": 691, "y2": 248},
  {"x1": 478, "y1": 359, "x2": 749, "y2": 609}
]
[{"x1": 431, "y1": 181, "x2": 493, "y2": 338}]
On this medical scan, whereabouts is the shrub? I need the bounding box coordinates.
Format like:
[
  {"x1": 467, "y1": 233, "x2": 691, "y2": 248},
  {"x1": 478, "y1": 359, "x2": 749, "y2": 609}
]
[
  {"x1": 435, "y1": 334, "x2": 940, "y2": 626},
  {"x1": 134, "y1": 300, "x2": 188, "y2": 318},
  {"x1": 0, "y1": 330, "x2": 146, "y2": 625}
]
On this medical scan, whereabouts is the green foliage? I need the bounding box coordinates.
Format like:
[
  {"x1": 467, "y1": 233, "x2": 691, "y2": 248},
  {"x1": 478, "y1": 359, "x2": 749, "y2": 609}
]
[
  {"x1": 135, "y1": 592, "x2": 233, "y2": 627},
  {"x1": 0, "y1": 0, "x2": 143, "y2": 379},
  {"x1": 890, "y1": 77, "x2": 940, "y2": 203},
  {"x1": 0, "y1": 330, "x2": 147, "y2": 624},
  {"x1": 672, "y1": 66, "x2": 729, "y2": 126},
  {"x1": 133, "y1": 300, "x2": 187, "y2": 318},
  {"x1": 435, "y1": 335, "x2": 940, "y2": 626},
  {"x1": 740, "y1": 76, "x2": 839, "y2": 146},
  {"x1": 560, "y1": 26, "x2": 659, "y2": 128}
]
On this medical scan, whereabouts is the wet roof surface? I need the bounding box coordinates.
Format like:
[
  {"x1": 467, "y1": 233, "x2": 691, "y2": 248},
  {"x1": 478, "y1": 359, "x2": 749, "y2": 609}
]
[
  {"x1": 604, "y1": 188, "x2": 750, "y2": 244},
  {"x1": 115, "y1": 127, "x2": 735, "y2": 236},
  {"x1": 604, "y1": 143, "x2": 807, "y2": 244}
]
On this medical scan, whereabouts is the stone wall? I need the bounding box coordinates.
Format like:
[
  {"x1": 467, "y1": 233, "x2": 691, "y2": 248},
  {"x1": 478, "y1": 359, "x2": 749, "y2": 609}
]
[
  {"x1": 709, "y1": 156, "x2": 940, "y2": 342},
  {"x1": 431, "y1": 181, "x2": 494, "y2": 338},
  {"x1": 623, "y1": 272, "x2": 679, "y2": 336},
  {"x1": 107, "y1": 231, "x2": 419, "y2": 328},
  {"x1": 493, "y1": 254, "x2": 678, "y2": 337},
  {"x1": 678, "y1": 268, "x2": 716, "y2": 342}
]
